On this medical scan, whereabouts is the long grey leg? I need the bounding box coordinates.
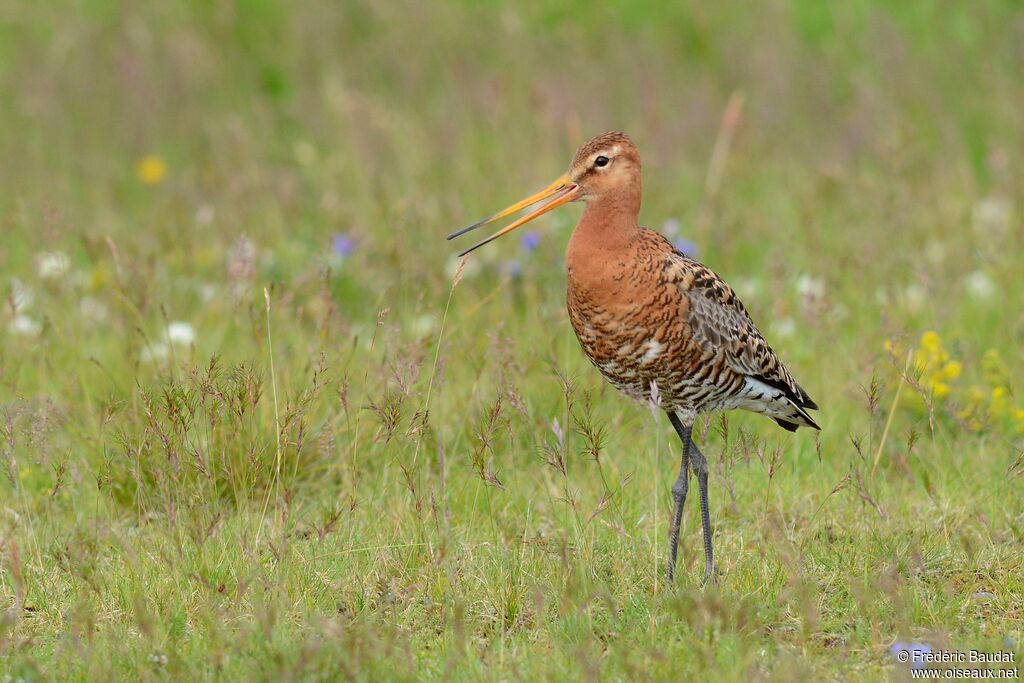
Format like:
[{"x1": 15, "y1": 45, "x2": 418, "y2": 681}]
[
  {"x1": 688, "y1": 435, "x2": 716, "y2": 585},
  {"x1": 666, "y1": 412, "x2": 691, "y2": 583}
]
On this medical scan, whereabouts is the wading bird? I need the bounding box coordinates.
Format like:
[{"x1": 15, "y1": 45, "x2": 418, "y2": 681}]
[{"x1": 448, "y1": 132, "x2": 819, "y2": 584}]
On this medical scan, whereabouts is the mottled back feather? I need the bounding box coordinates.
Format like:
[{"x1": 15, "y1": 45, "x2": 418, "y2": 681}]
[
  {"x1": 658, "y1": 236, "x2": 819, "y2": 429},
  {"x1": 566, "y1": 227, "x2": 819, "y2": 431}
]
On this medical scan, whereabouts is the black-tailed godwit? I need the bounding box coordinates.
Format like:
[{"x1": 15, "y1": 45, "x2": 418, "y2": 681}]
[{"x1": 449, "y1": 131, "x2": 819, "y2": 584}]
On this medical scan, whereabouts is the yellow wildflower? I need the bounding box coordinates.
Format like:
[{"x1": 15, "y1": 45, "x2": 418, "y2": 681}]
[
  {"x1": 1013, "y1": 408, "x2": 1024, "y2": 433},
  {"x1": 990, "y1": 386, "x2": 1011, "y2": 417},
  {"x1": 136, "y1": 155, "x2": 167, "y2": 185},
  {"x1": 981, "y1": 349, "x2": 1008, "y2": 388},
  {"x1": 892, "y1": 332, "x2": 1023, "y2": 436},
  {"x1": 910, "y1": 331, "x2": 960, "y2": 402},
  {"x1": 940, "y1": 361, "x2": 962, "y2": 381}
]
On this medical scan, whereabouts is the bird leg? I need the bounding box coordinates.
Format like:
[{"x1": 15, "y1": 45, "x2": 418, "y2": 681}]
[
  {"x1": 665, "y1": 413, "x2": 691, "y2": 584},
  {"x1": 666, "y1": 412, "x2": 716, "y2": 586},
  {"x1": 688, "y1": 435, "x2": 716, "y2": 585}
]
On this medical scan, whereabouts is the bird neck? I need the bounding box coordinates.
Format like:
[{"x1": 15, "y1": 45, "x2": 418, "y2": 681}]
[{"x1": 574, "y1": 190, "x2": 642, "y2": 250}]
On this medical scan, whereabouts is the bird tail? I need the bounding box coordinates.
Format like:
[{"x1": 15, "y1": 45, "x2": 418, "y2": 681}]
[
  {"x1": 742, "y1": 376, "x2": 820, "y2": 432},
  {"x1": 773, "y1": 405, "x2": 820, "y2": 432}
]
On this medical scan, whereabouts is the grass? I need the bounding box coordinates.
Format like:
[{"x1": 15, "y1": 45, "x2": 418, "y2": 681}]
[{"x1": 1, "y1": 0, "x2": 1023, "y2": 679}]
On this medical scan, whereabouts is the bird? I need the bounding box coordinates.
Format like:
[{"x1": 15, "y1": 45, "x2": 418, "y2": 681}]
[{"x1": 448, "y1": 131, "x2": 819, "y2": 584}]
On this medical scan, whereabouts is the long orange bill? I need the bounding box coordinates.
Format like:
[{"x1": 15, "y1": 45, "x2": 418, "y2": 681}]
[{"x1": 447, "y1": 174, "x2": 580, "y2": 257}]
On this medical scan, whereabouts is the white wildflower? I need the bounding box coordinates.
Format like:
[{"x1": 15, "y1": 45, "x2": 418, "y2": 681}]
[
  {"x1": 771, "y1": 317, "x2": 796, "y2": 339},
  {"x1": 733, "y1": 276, "x2": 762, "y2": 300},
  {"x1": 9, "y1": 315, "x2": 41, "y2": 336},
  {"x1": 10, "y1": 278, "x2": 33, "y2": 311},
  {"x1": 796, "y1": 274, "x2": 825, "y2": 300},
  {"x1": 195, "y1": 204, "x2": 215, "y2": 226},
  {"x1": 78, "y1": 297, "x2": 109, "y2": 322},
  {"x1": 35, "y1": 251, "x2": 71, "y2": 280},
  {"x1": 902, "y1": 283, "x2": 926, "y2": 313},
  {"x1": 166, "y1": 321, "x2": 196, "y2": 346},
  {"x1": 964, "y1": 270, "x2": 995, "y2": 301},
  {"x1": 971, "y1": 196, "x2": 1012, "y2": 237}
]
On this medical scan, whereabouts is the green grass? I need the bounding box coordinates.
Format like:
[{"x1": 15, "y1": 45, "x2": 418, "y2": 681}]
[{"x1": 2, "y1": 0, "x2": 1023, "y2": 680}]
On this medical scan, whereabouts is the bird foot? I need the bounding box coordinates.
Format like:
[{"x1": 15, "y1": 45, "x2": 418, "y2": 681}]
[{"x1": 701, "y1": 566, "x2": 717, "y2": 588}]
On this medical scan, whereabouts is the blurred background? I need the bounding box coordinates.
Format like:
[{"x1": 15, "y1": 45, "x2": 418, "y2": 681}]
[
  {"x1": 2, "y1": 1, "x2": 1021, "y2": 340},
  {"x1": 1, "y1": 0, "x2": 1022, "y2": 679}
]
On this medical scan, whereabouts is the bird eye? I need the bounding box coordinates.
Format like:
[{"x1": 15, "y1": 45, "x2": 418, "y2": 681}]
[{"x1": 594, "y1": 155, "x2": 610, "y2": 168}]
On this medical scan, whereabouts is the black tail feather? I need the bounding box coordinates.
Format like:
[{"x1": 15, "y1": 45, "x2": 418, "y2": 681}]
[{"x1": 774, "y1": 418, "x2": 799, "y2": 432}]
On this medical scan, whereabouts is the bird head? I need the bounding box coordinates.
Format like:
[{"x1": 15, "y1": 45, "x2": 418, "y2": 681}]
[
  {"x1": 448, "y1": 131, "x2": 641, "y2": 256},
  {"x1": 566, "y1": 131, "x2": 641, "y2": 202}
]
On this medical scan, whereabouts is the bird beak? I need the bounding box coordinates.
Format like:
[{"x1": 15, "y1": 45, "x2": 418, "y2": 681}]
[{"x1": 447, "y1": 174, "x2": 581, "y2": 257}]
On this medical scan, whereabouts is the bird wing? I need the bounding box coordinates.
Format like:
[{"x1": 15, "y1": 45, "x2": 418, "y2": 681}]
[{"x1": 653, "y1": 233, "x2": 819, "y2": 426}]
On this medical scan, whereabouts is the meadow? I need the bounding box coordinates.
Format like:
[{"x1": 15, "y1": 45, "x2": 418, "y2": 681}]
[{"x1": 1, "y1": 1, "x2": 1023, "y2": 680}]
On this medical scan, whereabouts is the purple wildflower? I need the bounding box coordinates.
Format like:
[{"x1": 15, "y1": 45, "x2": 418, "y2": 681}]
[
  {"x1": 889, "y1": 642, "x2": 931, "y2": 669},
  {"x1": 520, "y1": 231, "x2": 541, "y2": 252},
  {"x1": 331, "y1": 233, "x2": 355, "y2": 257},
  {"x1": 500, "y1": 260, "x2": 523, "y2": 278},
  {"x1": 673, "y1": 238, "x2": 699, "y2": 258}
]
